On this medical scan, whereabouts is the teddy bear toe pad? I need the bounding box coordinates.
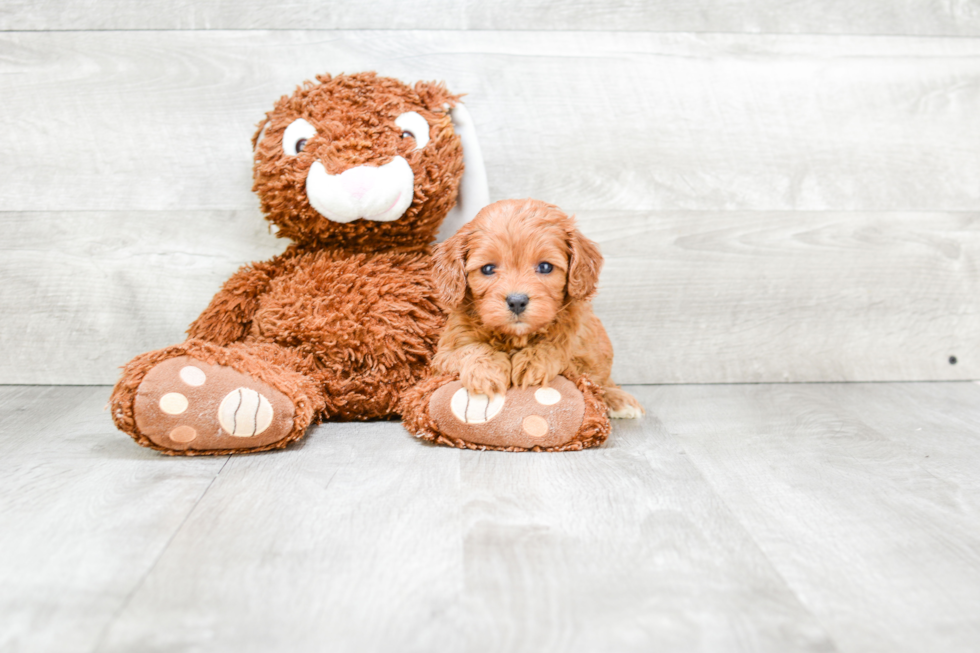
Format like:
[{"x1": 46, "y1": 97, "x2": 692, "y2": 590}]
[
  {"x1": 134, "y1": 356, "x2": 294, "y2": 452},
  {"x1": 430, "y1": 376, "x2": 585, "y2": 450}
]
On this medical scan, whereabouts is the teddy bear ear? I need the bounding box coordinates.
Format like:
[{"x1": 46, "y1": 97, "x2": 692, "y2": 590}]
[
  {"x1": 437, "y1": 102, "x2": 490, "y2": 242},
  {"x1": 414, "y1": 80, "x2": 457, "y2": 111},
  {"x1": 252, "y1": 116, "x2": 270, "y2": 152}
]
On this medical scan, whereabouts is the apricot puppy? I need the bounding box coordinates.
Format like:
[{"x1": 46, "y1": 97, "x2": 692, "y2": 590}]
[{"x1": 432, "y1": 198, "x2": 643, "y2": 418}]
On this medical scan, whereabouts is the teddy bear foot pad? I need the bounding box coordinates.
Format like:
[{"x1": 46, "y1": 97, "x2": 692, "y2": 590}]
[
  {"x1": 429, "y1": 376, "x2": 585, "y2": 450},
  {"x1": 133, "y1": 356, "x2": 295, "y2": 453}
]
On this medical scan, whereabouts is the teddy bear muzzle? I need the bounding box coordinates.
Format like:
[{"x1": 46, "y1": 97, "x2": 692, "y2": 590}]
[{"x1": 305, "y1": 157, "x2": 415, "y2": 224}]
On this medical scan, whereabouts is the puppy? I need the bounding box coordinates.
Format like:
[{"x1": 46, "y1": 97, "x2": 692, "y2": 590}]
[{"x1": 431, "y1": 198, "x2": 643, "y2": 419}]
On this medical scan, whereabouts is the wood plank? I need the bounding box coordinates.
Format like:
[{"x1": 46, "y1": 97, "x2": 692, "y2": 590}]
[
  {"x1": 0, "y1": 385, "x2": 98, "y2": 456},
  {"x1": 4, "y1": 209, "x2": 977, "y2": 385},
  {"x1": 448, "y1": 414, "x2": 833, "y2": 652},
  {"x1": 97, "y1": 421, "x2": 469, "y2": 652},
  {"x1": 5, "y1": 30, "x2": 980, "y2": 384},
  {"x1": 0, "y1": 386, "x2": 228, "y2": 653},
  {"x1": 97, "y1": 401, "x2": 834, "y2": 652},
  {"x1": 644, "y1": 382, "x2": 980, "y2": 653},
  {"x1": 822, "y1": 382, "x2": 980, "y2": 489},
  {"x1": 0, "y1": 210, "x2": 285, "y2": 386},
  {"x1": 2, "y1": 0, "x2": 980, "y2": 35},
  {"x1": 2, "y1": 31, "x2": 980, "y2": 214},
  {"x1": 6, "y1": 382, "x2": 980, "y2": 650},
  {"x1": 584, "y1": 210, "x2": 980, "y2": 384}
]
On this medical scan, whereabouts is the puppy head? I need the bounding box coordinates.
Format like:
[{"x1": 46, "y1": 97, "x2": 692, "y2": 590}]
[{"x1": 433, "y1": 199, "x2": 603, "y2": 336}]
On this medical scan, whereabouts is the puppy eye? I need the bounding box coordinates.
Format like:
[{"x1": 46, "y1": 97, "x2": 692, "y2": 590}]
[
  {"x1": 395, "y1": 111, "x2": 430, "y2": 150},
  {"x1": 536, "y1": 262, "x2": 554, "y2": 274},
  {"x1": 283, "y1": 118, "x2": 317, "y2": 156},
  {"x1": 480, "y1": 264, "x2": 496, "y2": 276}
]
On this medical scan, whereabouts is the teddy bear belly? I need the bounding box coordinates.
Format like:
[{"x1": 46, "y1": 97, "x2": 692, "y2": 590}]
[{"x1": 247, "y1": 254, "x2": 445, "y2": 412}]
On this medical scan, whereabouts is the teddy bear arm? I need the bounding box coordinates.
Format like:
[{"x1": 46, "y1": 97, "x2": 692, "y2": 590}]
[{"x1": 186, "y1": 259, "x2": 283, "y2": 346}]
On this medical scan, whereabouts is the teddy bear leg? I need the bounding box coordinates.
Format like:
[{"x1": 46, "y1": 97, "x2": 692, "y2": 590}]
[
  {"x1": 401, "y1": 374, "x2": 611, "y2": 452},
  {"x1": 111, "y1": 340, "x2": 324, "y2": 455}
]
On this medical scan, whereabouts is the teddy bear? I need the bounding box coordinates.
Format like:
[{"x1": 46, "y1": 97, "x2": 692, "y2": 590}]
[
  {"x1": 111, "y1": 70, "x2": 613, "y2": 455},
  {"x1": 110, "y1": 72, "x2": 474, "y2": 455},
  {"x1": 401, "y1": 374, "x2": 611, "y2": 452}
]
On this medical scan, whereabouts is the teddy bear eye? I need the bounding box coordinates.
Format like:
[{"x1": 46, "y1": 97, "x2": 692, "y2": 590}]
[
  {"x1": 394, "y1": 111, "x2": 430, "y2": 150},
  {"x1": 480, "y1": 264, "x2": 496, "y2": 276},
  {"x1": 283, "y1": 118, "x2": 317, "y2": 156},
  {"x1": 536, "y1": 262, "x2": 554, "y2": 274}
]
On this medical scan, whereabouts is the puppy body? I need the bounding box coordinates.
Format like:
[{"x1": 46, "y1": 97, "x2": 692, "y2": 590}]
[{"x1": 432, "y1": 199, "x2": 643, "y2": 419}]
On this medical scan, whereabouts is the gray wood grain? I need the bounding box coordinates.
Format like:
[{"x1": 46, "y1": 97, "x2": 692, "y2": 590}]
[
  {"x1": 585, "y1": 210, "x2": 980, "y2": 384},
  {"x1": 4, "y1": 30, "x2": 980, "y2": 384},
  {"x1": 0, "y1": 210, "x2": 285, "y2": 386},
  {"x1": 449, "y1": 417, "x2": 832, "y2": 652},
  {"x1": 6, "y1": 383, "x2": 980, "y2": 652},
  {"x1": 98, "y1": 421, "x2": 469, "y2": 653},
  {"x1": 644, "y1": 382, "x2": 980, "y2": 653},
  {"x1": 96, "y1": 399, "x2": 832, "y2": 653},
  {"x1": 822, "y1": 382, "x2": 980, "y2": 490},
  {"x1": 0, "y1": 386, "x2": 228, "y2": 653},
  {"x1": 4, "y1": 209, "x2": 976, "y2": 385},
  {"x1": 2, "y1": 0, "x2": 980, "y2": 35},
  {"x1": 2, "y1": 31, "x2": 980, "y2": 214},
  {"x1": 0, "y1": 386, "x2": 93, "y2": 448}
]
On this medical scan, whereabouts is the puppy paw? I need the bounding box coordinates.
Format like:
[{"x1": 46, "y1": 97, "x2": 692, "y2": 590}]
[
  {"x1": 460, "y1": 357, "x2": 511, "y2": 397},
  {"x1": 511, "y1": 348, "x2": 562, "y2": 389},
  {"x1": 605, "y1": 387, "x2": 644, "y2": 419},
  {"x1": 608, "y1": 404, "x2": 644, "y2": 419}
]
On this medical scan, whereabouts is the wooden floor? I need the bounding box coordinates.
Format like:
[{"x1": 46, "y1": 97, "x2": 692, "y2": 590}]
[{"x1": 2, "y1": 383, "x2": 979, "y2": 653}]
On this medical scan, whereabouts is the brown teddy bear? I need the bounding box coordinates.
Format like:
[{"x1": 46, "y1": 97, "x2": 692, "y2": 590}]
[
  {"x1": 112, "y1": 70, "x2": 612, "y2": 455},
  {"x1": 401, "y1": 374, "x2": 611, "y2": 452},
  {"x1": 110, "y1": 72, "x2": 471, "y2": 455}
]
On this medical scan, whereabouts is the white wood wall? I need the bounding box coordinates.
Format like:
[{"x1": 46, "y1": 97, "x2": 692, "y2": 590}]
[{"x1": 3, "y1": 7, "x2": 980, "y2": 384}]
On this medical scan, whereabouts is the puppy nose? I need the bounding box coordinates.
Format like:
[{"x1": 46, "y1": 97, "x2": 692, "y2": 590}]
[{"x1": 506, "y1": 293, "x2": 530, "y2": 315}]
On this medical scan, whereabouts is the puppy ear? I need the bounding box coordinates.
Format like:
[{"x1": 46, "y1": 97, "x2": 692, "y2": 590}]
[
  {"x1": 432, "y1": 227, "x2": 471, "y2": 308},
  {"x1": 566, "y1": 227, "x2": 604, "y2": 301}
]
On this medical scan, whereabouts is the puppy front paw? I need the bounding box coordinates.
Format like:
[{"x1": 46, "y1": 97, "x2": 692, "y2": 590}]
[
  {"x1": 460, "y1": 358, "x2": 511, "y2": 397},
  {"x1": 511, "y1": 348, "x2": 563, "y2": 390}
]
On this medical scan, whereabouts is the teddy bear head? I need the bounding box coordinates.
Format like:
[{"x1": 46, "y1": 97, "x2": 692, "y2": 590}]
[{"x1": 252, "y1": 72, "x2": 465, "y2": 250}]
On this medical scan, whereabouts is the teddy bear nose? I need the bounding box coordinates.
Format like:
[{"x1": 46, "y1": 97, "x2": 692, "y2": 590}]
[
  {"x1": 339, "y1": 166, "x2": 376, "y2": 199},
  {"x1": 506, "y1": 293, "x2": 530, "y2": 315}
]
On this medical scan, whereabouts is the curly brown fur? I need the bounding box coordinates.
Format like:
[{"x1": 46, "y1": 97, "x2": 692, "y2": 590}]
[
  {"x1": 253, "y1": 72, "x2": 463, "y2": 251},
  {"x1": 431, "y1": 199, "x2": 643, "y2": 419},
  {"x1": 111, "y1": 72, "x2": 465, "y2": 454}
]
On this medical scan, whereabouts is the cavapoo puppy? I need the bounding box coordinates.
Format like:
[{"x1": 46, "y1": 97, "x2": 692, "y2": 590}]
[{"x1": 431, "y1": 198, "x2": 643, "y2": 418}]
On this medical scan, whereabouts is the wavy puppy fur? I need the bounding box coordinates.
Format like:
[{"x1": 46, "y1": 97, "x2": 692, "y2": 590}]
[{"x1": 431, "y1": 198, "x2": 644, "y2": 419}]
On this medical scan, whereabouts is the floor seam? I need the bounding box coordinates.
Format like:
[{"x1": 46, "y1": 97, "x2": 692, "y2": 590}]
[
  {"x1": 90, "y1": 455, "x2": 232, "y2": 653},
  {"x1": 637, "y1": 397, "x2": 845, "y2": 653}
]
